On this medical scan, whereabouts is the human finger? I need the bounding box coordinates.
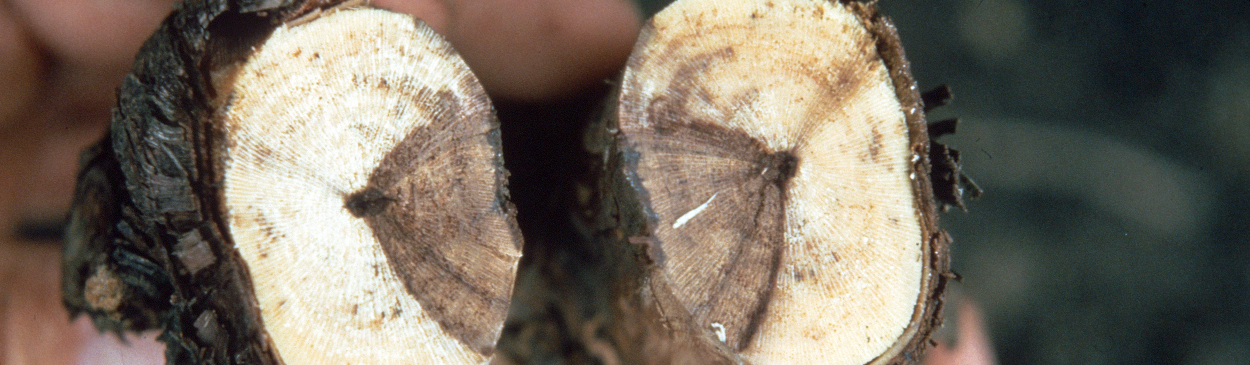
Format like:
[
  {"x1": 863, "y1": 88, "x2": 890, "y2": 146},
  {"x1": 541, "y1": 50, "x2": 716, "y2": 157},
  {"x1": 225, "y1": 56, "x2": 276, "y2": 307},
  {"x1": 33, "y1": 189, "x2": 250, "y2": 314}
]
[
  {"x1": 922, "y1": 301, "x2": 998, "y2": 365},
  {"x1": 388, "y1": 0, "x2": 642, "y2": 102}
]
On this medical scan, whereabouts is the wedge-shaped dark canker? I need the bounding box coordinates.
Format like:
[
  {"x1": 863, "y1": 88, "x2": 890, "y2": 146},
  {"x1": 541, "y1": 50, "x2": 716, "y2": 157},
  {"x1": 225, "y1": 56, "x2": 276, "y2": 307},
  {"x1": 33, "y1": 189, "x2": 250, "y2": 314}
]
[
  {"x1": 222, "y1": 7, "x2": 522, "y2": 363},
  {"x1": 609, "y1": 0, "x2": 949, "y2": 363},
  {"x1": 62, "y1": 2, "x2": 522, "y2": 364}
]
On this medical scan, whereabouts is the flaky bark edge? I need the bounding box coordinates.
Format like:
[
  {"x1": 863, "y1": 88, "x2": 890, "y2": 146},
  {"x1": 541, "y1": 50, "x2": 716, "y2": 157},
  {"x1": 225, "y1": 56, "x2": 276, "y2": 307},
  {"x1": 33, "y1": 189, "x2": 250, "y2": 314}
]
[
  {"x1": 846, "y1": 1, "x2": 954, "y2": 364},
  {"x1": 63, "y1": 1, "x2": 365, "y2": 364}
]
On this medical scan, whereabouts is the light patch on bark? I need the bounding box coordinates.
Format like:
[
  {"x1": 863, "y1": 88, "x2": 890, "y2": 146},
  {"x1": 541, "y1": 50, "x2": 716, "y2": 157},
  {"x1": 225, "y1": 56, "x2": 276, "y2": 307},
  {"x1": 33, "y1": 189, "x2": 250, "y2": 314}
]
[{"x1": 84, "y1": 266, "x2": 123, "y2": 312}]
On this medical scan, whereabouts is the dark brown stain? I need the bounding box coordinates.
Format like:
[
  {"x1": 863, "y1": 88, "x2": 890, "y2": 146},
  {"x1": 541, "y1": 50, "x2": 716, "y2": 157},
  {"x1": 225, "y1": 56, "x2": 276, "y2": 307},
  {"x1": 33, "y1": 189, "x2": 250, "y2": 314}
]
[
  {"x1": 622, "y1": 34, "x2": 873, "y2": 350},
  {"x1": 868, "y1": 126, "x2": 883, "y2": 163},
  {"x1": 252, "y1": 144, "x2": 275, "y2": 163},
  {"x1": 624, "y1": 49, "x2": 805, "y2": 348},
  {"x1": 347, "y1": 88, "x2": 514, "y2": 355},
  {"x1": 628, "y1": 118, "x2": 793, "y2": 351},
  {"x1": 618, "y1": 3, "x2": 901, "y2": 353},
  {"x1": 791, "y1": 266, "x2": 819, "y2": 283},
  {"x1": 252, "y1": 212, "x2": 286, "y2": 242},
  {"x1": 344, "y1": 188, "x2": 392, "y2": 217}
]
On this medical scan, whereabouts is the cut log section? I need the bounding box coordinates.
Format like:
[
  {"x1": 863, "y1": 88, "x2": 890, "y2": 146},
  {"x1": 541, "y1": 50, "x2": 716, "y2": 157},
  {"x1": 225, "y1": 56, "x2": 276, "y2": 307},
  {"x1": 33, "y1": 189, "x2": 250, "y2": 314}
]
[
  {"x1": 62, "y1": 1, "x2": 522, "y2": 364},
  {"x1": 598, "y1": 0, "x2": 952, "y2": 363}
]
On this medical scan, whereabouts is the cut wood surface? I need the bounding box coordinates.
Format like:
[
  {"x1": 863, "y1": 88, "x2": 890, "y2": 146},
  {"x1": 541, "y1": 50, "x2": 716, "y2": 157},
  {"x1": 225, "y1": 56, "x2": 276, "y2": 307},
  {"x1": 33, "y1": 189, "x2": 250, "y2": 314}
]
[
  {"x1": 580, "y1": 0, "x2": 958, "y2": 363},
  {"x1": 62, "y1": 0, "x2": 972, "y2": 364},
  {"x1": 220, "y1": 8, "x2": 520, "y2": 363},
  {"x1": 63, "y1": 1, "x2": 521, "y2": 364}
]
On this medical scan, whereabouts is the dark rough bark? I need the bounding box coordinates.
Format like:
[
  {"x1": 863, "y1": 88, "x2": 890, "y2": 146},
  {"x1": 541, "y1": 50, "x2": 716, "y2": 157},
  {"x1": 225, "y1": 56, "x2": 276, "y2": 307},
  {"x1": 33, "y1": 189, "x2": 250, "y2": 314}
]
[
  {"x1": 62, "y1": 1, "x2": 357, "y2": 364},
  {"x1": 858, "y1": 3, "x2": 955, "y2": 362},
  {"x1": 64, "y1": 0, "x2": 972, "y2": 364}
]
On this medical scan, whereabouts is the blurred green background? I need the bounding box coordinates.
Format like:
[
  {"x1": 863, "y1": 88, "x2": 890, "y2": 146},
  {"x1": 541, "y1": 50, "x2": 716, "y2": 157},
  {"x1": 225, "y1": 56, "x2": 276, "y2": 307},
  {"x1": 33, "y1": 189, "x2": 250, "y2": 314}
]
[
  {"x1": 879, "y1": 1, "x2": 1250, "y2": 364},
  {"x1": 640, "y1": 0, "x2": 1250, "y2": 364}
]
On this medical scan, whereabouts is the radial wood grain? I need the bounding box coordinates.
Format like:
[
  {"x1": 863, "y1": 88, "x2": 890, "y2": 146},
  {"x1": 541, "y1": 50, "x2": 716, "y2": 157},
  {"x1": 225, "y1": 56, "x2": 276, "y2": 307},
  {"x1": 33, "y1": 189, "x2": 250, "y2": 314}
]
[
  {"x1": 220, "y1": 8, "x2": 521, "y2": 363},
  {"x1": 614, "y1": 0, "x2": 937, "y2": 363}
]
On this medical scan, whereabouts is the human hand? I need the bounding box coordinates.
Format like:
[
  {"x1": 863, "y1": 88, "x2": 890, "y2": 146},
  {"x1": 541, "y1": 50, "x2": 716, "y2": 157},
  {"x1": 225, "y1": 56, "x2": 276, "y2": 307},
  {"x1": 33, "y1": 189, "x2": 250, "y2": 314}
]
[{"x1": 922, "y1": 301, "x2": 999, "y2": 365}]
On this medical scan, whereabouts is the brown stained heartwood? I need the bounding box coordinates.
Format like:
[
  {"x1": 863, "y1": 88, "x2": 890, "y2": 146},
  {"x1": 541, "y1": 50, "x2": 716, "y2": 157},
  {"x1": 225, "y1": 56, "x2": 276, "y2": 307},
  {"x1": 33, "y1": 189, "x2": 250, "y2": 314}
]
[
  {"x1": 61, "y1": 0, "x2": 963, "y2": 363},
  {"x1": 608, "y1": 0, "x2": 951, "y2": 363},
  {"x1": 626, "y1": 116, "x2": 800, "y2": 350},
  {"x1": 346, "y1": 91, "x2": 516, "y2": 354},
  {"x1": 218, "y1": 8, "x2": 522, "y2": 363},
  {"x1": 62, "y1": 2, "x2": 523, "y2": 364}
]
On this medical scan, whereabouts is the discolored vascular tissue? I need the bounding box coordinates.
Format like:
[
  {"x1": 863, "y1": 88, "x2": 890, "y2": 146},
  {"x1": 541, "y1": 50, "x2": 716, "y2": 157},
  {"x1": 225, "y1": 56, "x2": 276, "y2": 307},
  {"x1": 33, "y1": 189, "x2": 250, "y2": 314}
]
[
  {"x1": 62, "y1": 1, "x2": 521, "y2": 364},
  {"x1": 63, "y1": 0, "x2": 969, "y2": 364},
  {"x1": 587, "y1": 0, "x2": 959, "y2": 363}
]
